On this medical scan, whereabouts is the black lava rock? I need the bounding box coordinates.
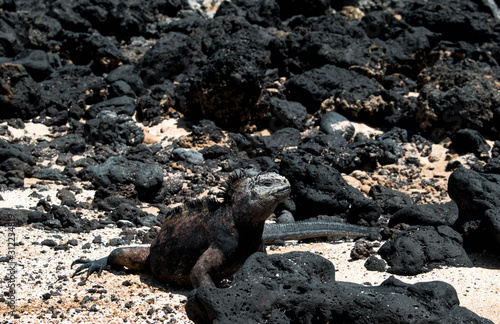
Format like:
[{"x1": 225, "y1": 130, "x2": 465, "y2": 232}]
[
  {"x1": 377, "y1": 225, "x2": 472, "y2": 275},
  {"x1": 0, "y1": 208, "x2": 30, "y2": 226},
  {"x1": 319, "y1": 111, "x2": 355, "y2": 141},
  {"x1": 280, "y1": 150, "x2": 382, "y2": 225},
  {"x1": 369, "y1": 185, "x2": 414, "y2": 215},
  {"x1": 48, "y1": 134, "x2": 86, "y2": 154},
  {"x1": 109, "y1": 204, "x2": 159, "y2": 228},
  {"x1": 268, "y1": 97, "x2": 308, "y2": 131},
  {"x1": 88, "y1": 156, "x2": 164, "y2": 202},
  {"x1": 448, "y1": 167, "x2": 500, "y2": 253},
  {"x1": 40, "y1": 65, "x2": 107, "y2": 122},
  {"x1": 451, "y1": 129, "x2": 491, "y2": 161},
  {"x1": 416, "y1": 59, "x2": 500, "y2": 141},
  {"x1": 0, "y1": 157, "x2": 33, "y2": 177},
  {"x1": 85, "y1": 96, "x2": 137, "y2": 119},
  {"x1": 84, "y1": 111, "x2": 144, "y2": 147},
  {"x1": 388, "y1": 201, "x2": 459, "y2": 227},
  {"x1": 181, "y1": 26, "x2": 270, "y2": 132},
  {"x1": 285, "y1": 64, "x2": 386, "y2": 116},
  {"x1": 61, "y1": 31, "x2": 128, "y2": 75},
  {"x1": 186, "y1": 251, "x2": 490, "y2": 323},
  {"x1": 137, "y1": 32, "x2": 204, "y2": 87},
  {"x1": 258, "y1": 127, "x2": 302, "y2": 157},
  {"x1": 0, "y1": 49, "x2": 60, "y2": 81},
  {"x1": 0, "y1": 63, "x2": 44, "y2": 120}
]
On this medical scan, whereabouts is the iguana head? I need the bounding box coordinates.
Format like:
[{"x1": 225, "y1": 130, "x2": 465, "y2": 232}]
[{"x1": 224, "y1": 170, "x2": 291, "y2": 223}]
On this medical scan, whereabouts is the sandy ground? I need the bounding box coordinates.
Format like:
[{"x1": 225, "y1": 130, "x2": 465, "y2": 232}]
[{"x1": 0, "y1": 119, "x2": 499, "y2": 323}]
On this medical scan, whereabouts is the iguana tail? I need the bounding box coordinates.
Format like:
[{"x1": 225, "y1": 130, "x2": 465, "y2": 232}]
[{"x1": 263, "y1": 221, "x2": 381, "y2": 243}]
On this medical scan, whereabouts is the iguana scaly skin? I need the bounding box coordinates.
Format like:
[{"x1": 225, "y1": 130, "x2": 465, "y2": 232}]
[
  {"x1": 72, "y1": 170, "x2": 381, "y2": 288},
  {"x1": 262, "y1": 221, "x2": 380, "y2": 243},
  {"x1": 72, "y1": 171, "x2": 291, "y2": 288}
]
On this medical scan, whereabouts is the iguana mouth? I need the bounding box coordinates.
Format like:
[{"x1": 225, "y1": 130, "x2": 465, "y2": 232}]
[{"x1": 273, "y1": 185, "x2": 291, "y2": 196}]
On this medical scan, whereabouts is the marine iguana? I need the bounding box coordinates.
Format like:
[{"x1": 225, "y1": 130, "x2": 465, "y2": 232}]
[{"x1": 72, "y1": 170, "x2": 380, "y2": 288}]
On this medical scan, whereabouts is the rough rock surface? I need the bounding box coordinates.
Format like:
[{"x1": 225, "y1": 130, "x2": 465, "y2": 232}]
[
  {"x1": 280, "y1": 150, "x2": 382, "y2": 225},
  {"x1": 186, "y1": 251, "x2": 490, "y2": 323},
  {"x1": 88, "y1": 156, "x2": 164, "y2": 202},
  {"x1": 377, "y1": 225, "x2": 473, "y2": 275},
  {"x1": 448, "y1": 168, "x2": 500, "y2": 253}
]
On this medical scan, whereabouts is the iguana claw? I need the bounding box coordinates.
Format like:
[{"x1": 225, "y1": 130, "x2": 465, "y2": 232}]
[{"x1": 71, "y1": 257, "x2": 109, "y2": 280}]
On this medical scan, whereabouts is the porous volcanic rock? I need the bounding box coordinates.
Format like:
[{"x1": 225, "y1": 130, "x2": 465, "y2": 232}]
[
  {"x1": 186, "y1": 251, "x2": 490, "y2": 324},
  {"x1": 0, "y1": 63, "x2": 44, "y2": 120},
  {"x1": 181, "y1": 26, "x2": 270, "y2": 132},
  {"x1": 280, "y1": 150, "x2": 382, "y2": 225},
  {"x1": 88, "y1": 155, "x2": 164, "y2": 202},
  {"x1": 389, "y1": 201, "x2": 459, "y2": 227},
  {"x1": 377, "y1": 225, "x2": 472, "y2": 275},
  {"x1": 448, "y1": 167, "x2": 500, "y2": 253},
  {"x1": 416, "y1": 58, "x2": 500, "y2": 141}
]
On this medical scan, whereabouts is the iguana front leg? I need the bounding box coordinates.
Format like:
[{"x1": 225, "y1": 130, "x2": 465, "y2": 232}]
[
  {"x1": 190, "y1": 246, "x2": 228, "y2": 288},
  {"x1": 72, "y1": 246, "x2": 150, "y2": 280}
]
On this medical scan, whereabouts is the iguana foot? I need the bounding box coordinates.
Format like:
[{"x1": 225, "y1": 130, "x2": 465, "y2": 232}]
[{"x1": 71, "y1": 257, "x2": 109, "y2": 280}]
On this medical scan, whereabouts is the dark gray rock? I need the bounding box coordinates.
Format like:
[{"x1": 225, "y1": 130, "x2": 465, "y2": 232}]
[
  {"x1": 95, "y1": 196, "x2": 136, "y2": 212},
  {"x1": 109, "y1": 204, "x2": 159, "y2": 227},
  {"x1": 61, "y1": 31, "x2": 129, "y2": 75},
  {"x1": 186, "y1": 251, "x2": 490, "y2": 324},
  {"x1": 172, "y1": 148, "x2": 204, "y2": 165},
  {"x1": 276, "y1": 0, "x2": 331, "y2": 19},
  {"x1": 320, "y1": 111, "x2": 355, "y2": 141},
  {"x1": 0, "y1": 63, "x2": 44, "y2": 120},
  {"x1": 33, "y1": 168, "x2": 67, "y2": 182},
  {"x1": 377, "y1": 225, "x2": 472, "y2": 275},
  {"x1": 89, "y1": 156, "x2": 164, "y2": 202},
  {"x1": 48, "y1": 205, "x2": 93, "y2": 232},
  {"x1": 84, "y1": 111, "x2": 144, "y2": 146},
  {"x1": 0, "y1": 208, "x2": 30, "y2": 226},
  {"x1": 181, "y1": 27, "x2": 269, "y2": 132},
  {"x1": 364, "y1": 255, "x2": 387, "y2": 272},
  {"x1": 285, "y1": 65, "x2": 386, "y2": 116},
  {"x1": 402, "y1": 0, "x2": 498, "y2": 43},
  {"x1": 451, "y1": 129, "x2": 491, "y2": 161},
  {"x1": 448, "y1": 167, "x2": 500, "y2": 252},
  {"x1": 199, "y1": 145, "x2": 232, "y2": 160},
  {"x1": 369, "y1": 185, "x2": 414, "y2": 215},
  {"x1": 85, "y1": 96, "x2": 136, "y2": 119},
  {"x1": 49, "y1": 134, "x2": 86, "y2": 154},
  {"x1": 137, "y1": 32, "x2": 204, "y2": 87},
  {"x1": 268, "y1": 97, "x2": 308, "y2": 131},
  {"x1": 280, "y1": 150, "x2": 382, "y2": 225},
  {"x1": 105, "y1": 64, "x2": 144, "y2": 96},
  {"x1": 0, "y1": 157, "x2": 33, "y2": 177},
  {"x1": 56, "y1": 188, "x2": 77, "y2": 207},
  {"x1": 448, "y1": 168, "x2": 500, "y2": 222},
  {"x1": 389, "y1": 201, "x2": 459, "y2": 227},
  {"x1": 484, "y1": 209, "x2": 500, "y2": 248},
  {"x1": 215, "y1": 0, "x2": 281, "y2": 28},
  {"x1": 258, "y1": 128, "x2": 302, "y2": 157},
  {"x1": 0, "y1": 49, "x2": 60, "y2": 81},
  {"x1": 40, "y1": 65, "x2": 107, "y2": 122},
  {"x1": 416, "y1": 59, "x2": 500, "y2": 140}
]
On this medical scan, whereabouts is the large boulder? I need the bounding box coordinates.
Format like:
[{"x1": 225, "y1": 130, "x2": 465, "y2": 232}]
[
  {"x1": 181, "y1": 29, "x2": 269, "y2": 132},
  {"x1": 377, "y1": 225, "x2": 472, "y2": 275},
  {"x1": 0, "y1": 63, "x2": 44, "y2": 120},
  {"x1": 389, "y1": 201, "x2": 459, "y2": 227},
  {"x1": 186, "y1": 251, "x2": 490, "y2": 323},
  {"x1": 88, "y1": 156, "x2": 164, "y2": 202},
  {"x1": 448, "y1": 167, "x2": 500, "y2": 252},
  {"x1": 280, "y1": 150, "x2": 382, "y2": 225}
]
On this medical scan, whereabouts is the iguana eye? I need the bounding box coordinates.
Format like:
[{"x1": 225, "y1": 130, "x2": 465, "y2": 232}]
[{"x1": 263, "y1": 180, "x2": 273, "y2": 187}]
